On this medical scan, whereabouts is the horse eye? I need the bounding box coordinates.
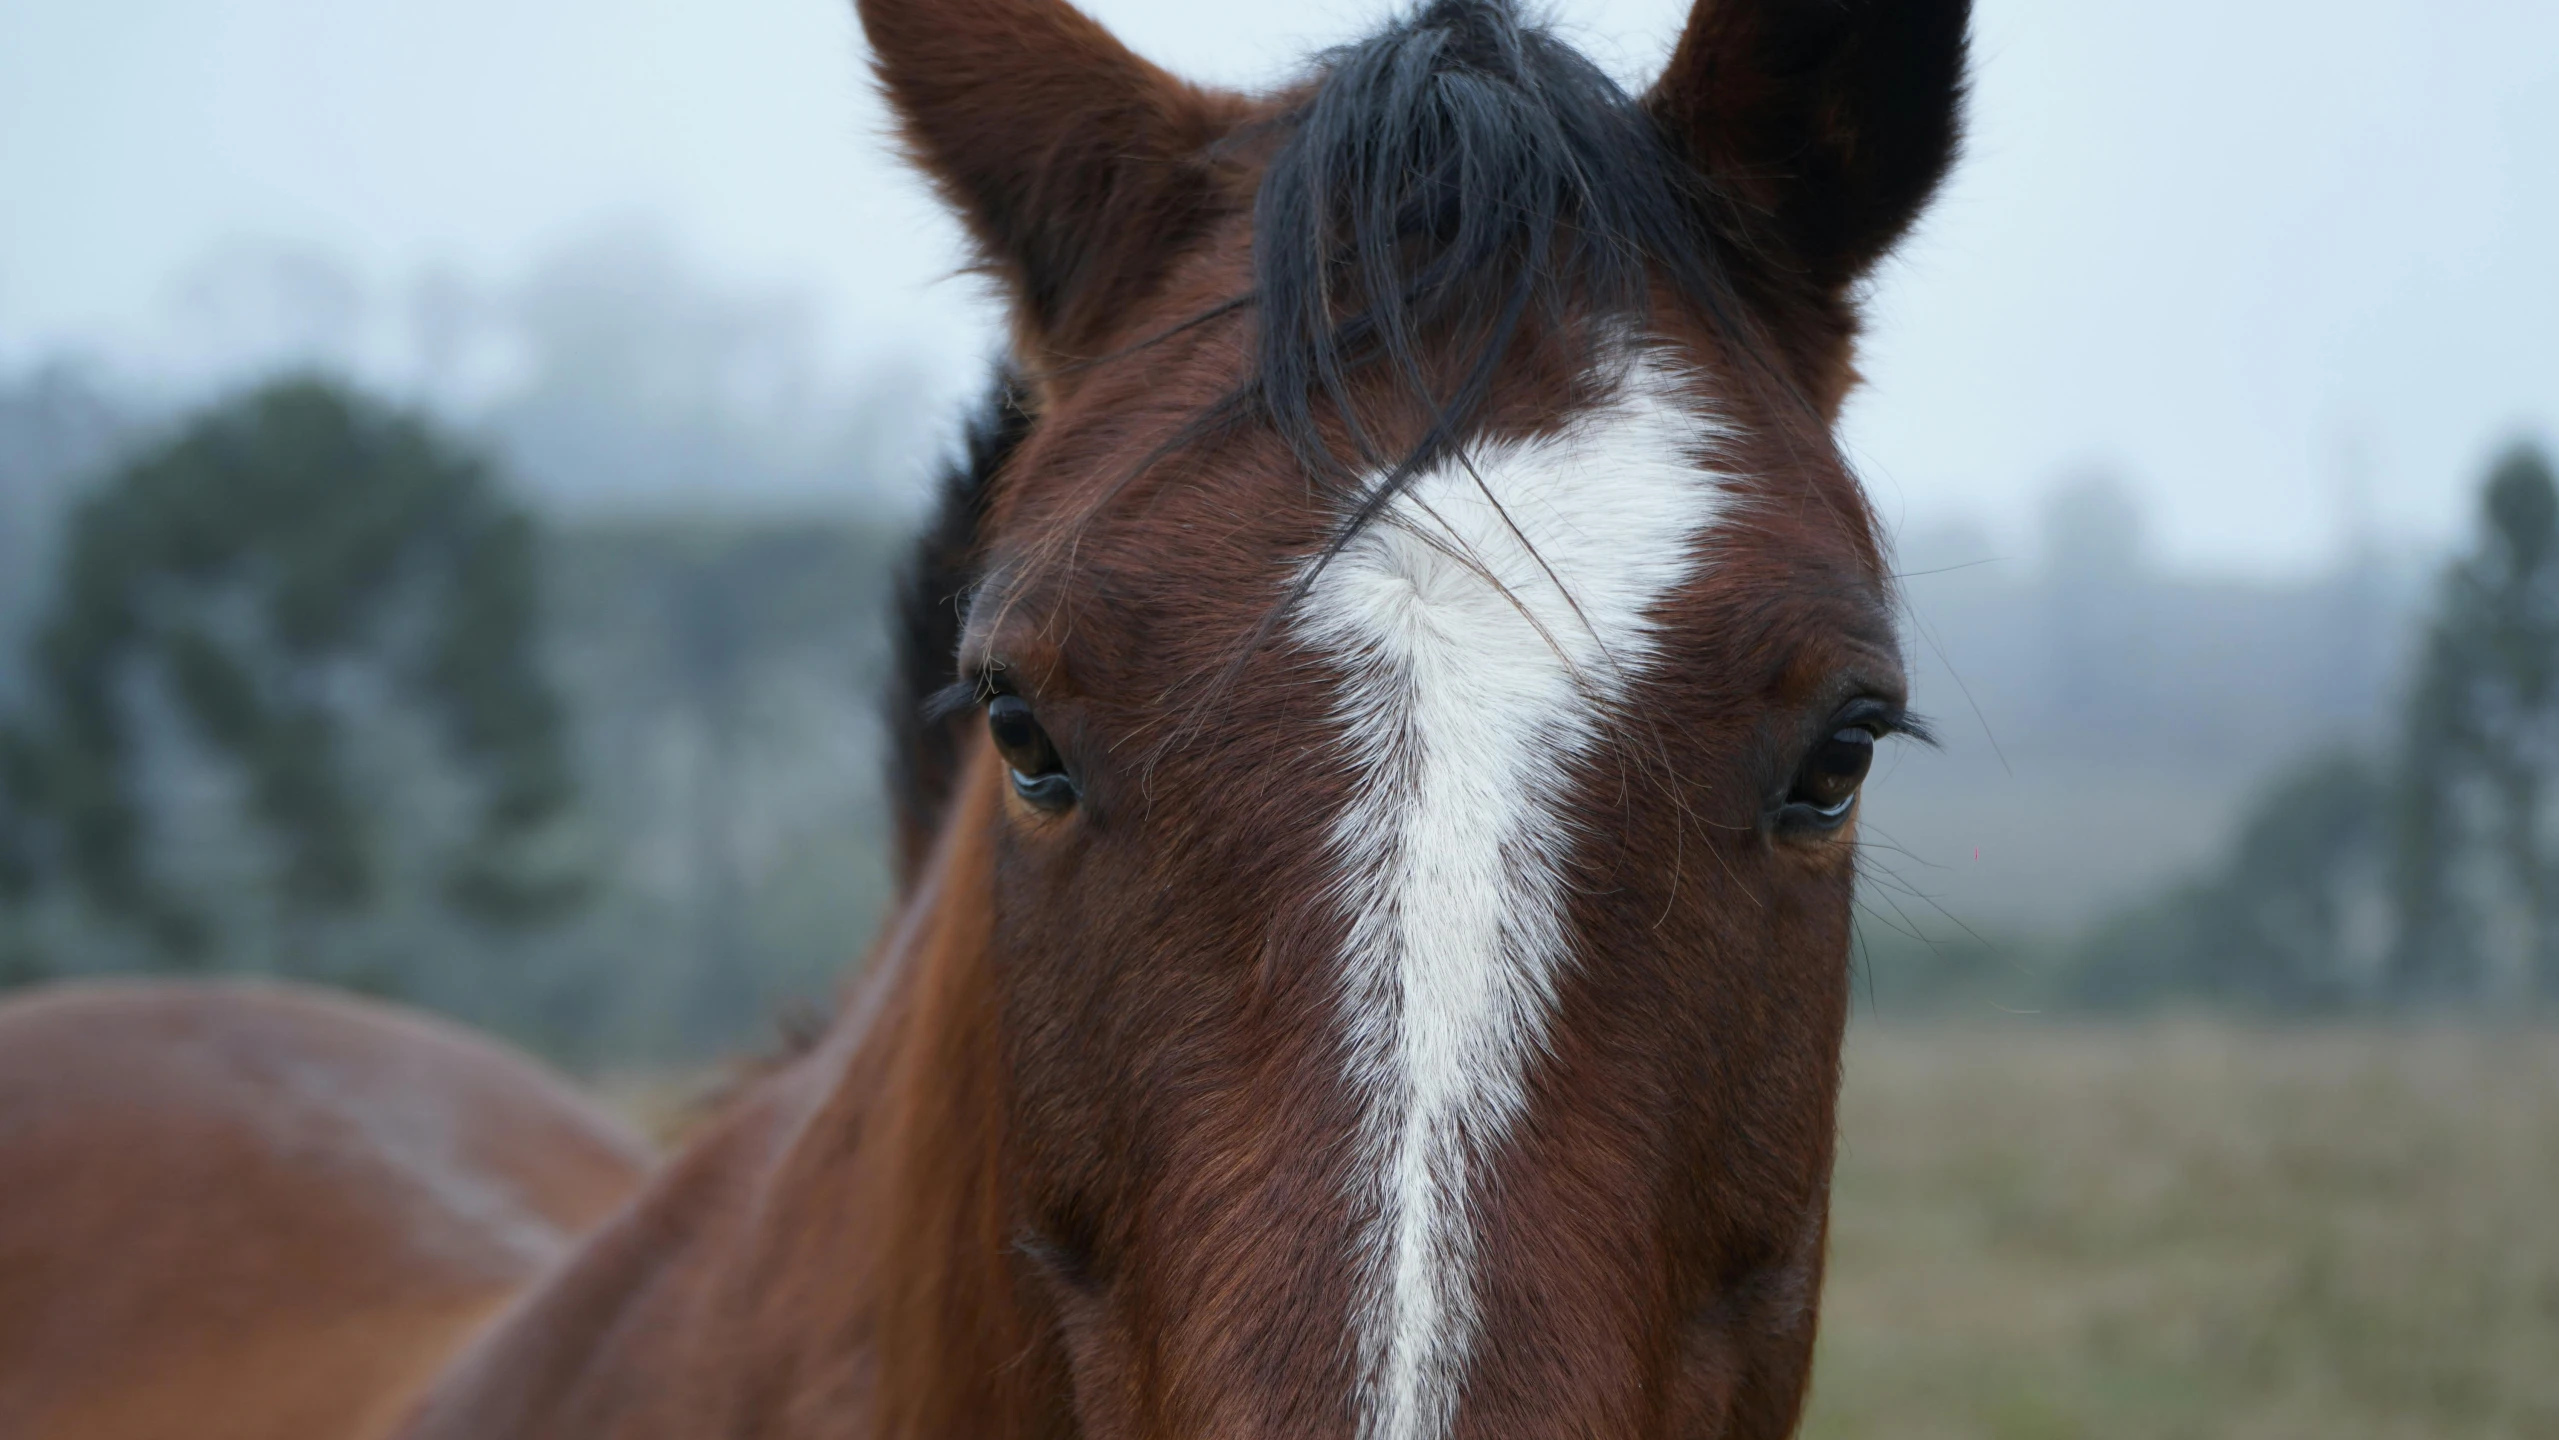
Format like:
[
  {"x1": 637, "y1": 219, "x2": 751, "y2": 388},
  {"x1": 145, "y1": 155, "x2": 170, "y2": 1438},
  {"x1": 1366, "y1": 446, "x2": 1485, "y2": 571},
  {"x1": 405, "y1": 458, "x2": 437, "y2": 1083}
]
[
  {"x1": 1784, "y1": 727, "x2": 1875, "y2": 827},
  {"x1": 988, "y1": 695, "x2": 1077, "y2": 811}
]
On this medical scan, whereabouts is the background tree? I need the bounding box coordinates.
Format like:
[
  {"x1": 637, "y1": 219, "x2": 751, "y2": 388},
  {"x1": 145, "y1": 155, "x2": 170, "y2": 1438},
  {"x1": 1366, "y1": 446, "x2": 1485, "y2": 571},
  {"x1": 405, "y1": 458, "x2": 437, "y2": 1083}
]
[
  {"x1": 548, "y1": 519, "x2": 903, "y2": 1054},
  {"x1": 2064, "y1": 442, "x2": 2559, "y2": 1014},
  {"x1": 0, "y1": 728, "x2": 42, "y2": 982},
  {"x1": 2072, "y1": 752, "x2": 2391, "y2": 1012},
  {"x1": 2387, "y1": 442, "x2": 2559, "y2": 1004},
  {"x1": 0, "y1": 378, "x2": 585, "y2": 986}
]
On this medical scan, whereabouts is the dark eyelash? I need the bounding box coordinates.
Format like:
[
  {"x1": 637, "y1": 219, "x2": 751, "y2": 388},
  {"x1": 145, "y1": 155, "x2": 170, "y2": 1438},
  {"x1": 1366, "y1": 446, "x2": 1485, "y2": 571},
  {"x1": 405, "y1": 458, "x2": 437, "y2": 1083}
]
[
  {"x1": 924, "y1": 678, "x2": 984, "y2": 724},
  {"x1": 1842, "y1": 698, "x2": 1933, "y2": 748},
  {"x1": 1879, "y1": 709, "x2": 1937, "y2": 748},
  {"x1": 926, "y1": 662, "x2": 1021, "y2": 725}
]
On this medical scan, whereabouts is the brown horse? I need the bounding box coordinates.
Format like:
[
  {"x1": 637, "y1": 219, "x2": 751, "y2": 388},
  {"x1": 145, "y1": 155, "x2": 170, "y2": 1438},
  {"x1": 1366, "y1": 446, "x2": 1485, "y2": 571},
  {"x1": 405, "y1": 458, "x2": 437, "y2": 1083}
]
[
  {"x1": 0, "y1": 981, "x2": 649, "y2": 1439},
  {"x1": 0, "y1": 0, "x2": 1970, "y2": 1435}
]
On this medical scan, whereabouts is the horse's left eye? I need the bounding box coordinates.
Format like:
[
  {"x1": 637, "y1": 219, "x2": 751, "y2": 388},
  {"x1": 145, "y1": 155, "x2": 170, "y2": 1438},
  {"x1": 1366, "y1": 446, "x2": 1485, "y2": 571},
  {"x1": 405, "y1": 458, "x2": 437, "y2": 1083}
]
[
  {"x1": 988, "y1": 695, "x2": 1078, "y2": 811},
  {"x1": 1784, "y1": 728, "x2": 1875, "y2": 826}
]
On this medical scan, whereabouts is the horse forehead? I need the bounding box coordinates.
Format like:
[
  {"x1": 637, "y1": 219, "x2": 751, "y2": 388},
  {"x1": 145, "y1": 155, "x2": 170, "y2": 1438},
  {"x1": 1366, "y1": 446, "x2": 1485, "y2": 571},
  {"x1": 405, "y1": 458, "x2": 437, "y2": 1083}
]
[
  {"x1": 1301, "y1": 356, "x2": 1733, "y2": 653},
  {"x1": 1293, "y1": 352, "x2": 1736, "y2": 1440}
]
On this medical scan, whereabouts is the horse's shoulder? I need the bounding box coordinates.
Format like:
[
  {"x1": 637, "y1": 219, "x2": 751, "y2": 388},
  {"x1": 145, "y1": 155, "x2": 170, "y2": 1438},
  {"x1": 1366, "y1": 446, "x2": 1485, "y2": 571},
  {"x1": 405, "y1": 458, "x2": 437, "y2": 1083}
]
[
  {"x1": 397, "y1": 1050, "x2": 850, "y2": 1438},
  {"x1": 0, "y1": 978, "x2": 650, "y2": 1229},
  {"x1": 0, "y1": 979, "x2": 652, "y2": 1440}
]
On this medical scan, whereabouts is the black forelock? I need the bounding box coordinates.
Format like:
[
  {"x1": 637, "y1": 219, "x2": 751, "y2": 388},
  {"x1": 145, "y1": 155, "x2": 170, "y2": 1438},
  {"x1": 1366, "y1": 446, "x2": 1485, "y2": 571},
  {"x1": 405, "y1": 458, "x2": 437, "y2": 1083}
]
[
  {"x1": 883, "y1": 2, "x2": 1763, "y2": 853},
  {"x1": 1251, "y1": 0, "x2": 1747, "y2": 536}
]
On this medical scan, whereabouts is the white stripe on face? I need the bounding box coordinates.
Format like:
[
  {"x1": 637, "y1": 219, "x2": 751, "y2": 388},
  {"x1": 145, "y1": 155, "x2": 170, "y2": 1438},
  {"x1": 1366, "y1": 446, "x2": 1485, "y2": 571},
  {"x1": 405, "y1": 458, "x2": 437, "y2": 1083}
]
[{"x1": 1295, "y1": 354, "x2": 1732, "y2": 1440}]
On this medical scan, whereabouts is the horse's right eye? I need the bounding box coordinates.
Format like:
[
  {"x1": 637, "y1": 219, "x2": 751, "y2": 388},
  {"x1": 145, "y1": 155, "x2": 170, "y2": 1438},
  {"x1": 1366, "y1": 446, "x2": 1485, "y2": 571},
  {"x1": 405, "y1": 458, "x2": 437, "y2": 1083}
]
[
  {"x1": 988, "y1": 695, "x2": 1077, "y2": 811},
  {"x1": 1791, "y1": 728, "x2": 1875, "y2": 815},
  {"x1": 1774, "y1": 725, "x2": 1877, "y2": 836}
]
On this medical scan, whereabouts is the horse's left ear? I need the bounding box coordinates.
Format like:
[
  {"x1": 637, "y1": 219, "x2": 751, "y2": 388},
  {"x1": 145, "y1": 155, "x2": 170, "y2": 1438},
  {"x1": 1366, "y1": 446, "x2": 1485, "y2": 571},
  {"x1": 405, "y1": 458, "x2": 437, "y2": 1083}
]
[
  {"x1": 856, "y1": 0, "x2": 1250, "y2": 369},
  {"x1": 1648, "y1": 0, "x2": 1971, "y2": 294}
]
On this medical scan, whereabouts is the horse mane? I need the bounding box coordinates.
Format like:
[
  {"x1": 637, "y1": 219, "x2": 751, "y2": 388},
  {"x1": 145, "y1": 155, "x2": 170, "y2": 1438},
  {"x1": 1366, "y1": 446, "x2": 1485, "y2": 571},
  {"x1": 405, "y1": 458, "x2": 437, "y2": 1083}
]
[{"x1": 884, "y1": 370, "x2": 1032, "y2": 890}]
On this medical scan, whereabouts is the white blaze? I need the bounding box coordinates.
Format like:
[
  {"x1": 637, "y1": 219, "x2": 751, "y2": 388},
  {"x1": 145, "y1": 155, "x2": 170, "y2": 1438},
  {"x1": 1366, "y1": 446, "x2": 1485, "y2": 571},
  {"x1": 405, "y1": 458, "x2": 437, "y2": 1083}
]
[{"x1": 1296, "y1": 354, "x2": 1732, "y2": 1440}]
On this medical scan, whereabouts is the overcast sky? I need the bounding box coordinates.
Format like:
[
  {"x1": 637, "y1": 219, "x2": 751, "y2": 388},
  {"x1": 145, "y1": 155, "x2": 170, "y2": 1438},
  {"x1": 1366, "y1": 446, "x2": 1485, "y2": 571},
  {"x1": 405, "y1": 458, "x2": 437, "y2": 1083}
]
[{"x1": 3, "y1": 0, "x2": 2553, "y2": 574}]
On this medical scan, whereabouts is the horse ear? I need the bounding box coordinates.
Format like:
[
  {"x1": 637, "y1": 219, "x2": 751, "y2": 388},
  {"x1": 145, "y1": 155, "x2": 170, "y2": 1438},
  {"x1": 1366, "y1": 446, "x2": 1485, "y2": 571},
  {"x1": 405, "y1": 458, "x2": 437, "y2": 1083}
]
[
  {"x1": 1648, "y1": 0, "x2": 1970, "y2": 294},
  {"x1": 856, "y1": 0, "x2": 1249, "y2": 365}
]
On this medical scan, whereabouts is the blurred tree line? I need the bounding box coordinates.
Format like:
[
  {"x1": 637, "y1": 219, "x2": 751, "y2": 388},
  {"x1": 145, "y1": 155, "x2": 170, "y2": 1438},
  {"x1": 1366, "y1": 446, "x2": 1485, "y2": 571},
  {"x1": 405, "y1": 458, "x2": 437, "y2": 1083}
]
[
  {"x1": 2067, "y1": 443, "x2": 2559, "y2": 1014},
  {"x1": 0, "y1": 381, "x2": 581, "y2": 968},
  {"x1": 6, "y1": 359, "x2": 2550, "y2": 1043},
  {"x1": 0, "y1": 372, "x2": 910, "y2": 1064}
]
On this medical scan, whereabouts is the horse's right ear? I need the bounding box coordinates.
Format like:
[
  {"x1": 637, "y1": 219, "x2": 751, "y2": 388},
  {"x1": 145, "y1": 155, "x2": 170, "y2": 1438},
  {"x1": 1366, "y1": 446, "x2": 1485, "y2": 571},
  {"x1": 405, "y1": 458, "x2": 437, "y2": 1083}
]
[
  {"x1": 856, "y1": 0, "x2": 1249, "y2": 370},
  {"x1": 1648, "y1": 0, "x2": 1970, "y2": 296}
]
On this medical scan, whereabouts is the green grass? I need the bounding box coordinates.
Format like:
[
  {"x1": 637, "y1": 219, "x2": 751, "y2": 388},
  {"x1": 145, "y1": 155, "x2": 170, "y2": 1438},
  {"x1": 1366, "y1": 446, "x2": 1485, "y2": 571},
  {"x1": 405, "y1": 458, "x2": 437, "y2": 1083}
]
[{"x1": 1805, "y1": 1023, "x2": 2559, "y2": 1440}]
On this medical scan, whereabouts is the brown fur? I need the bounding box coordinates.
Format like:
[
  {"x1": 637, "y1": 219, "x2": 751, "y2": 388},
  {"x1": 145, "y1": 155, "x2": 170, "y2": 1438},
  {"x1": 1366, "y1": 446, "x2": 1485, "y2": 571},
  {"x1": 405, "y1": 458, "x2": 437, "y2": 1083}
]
[
  {"x1": 861, "y1": 0, "x2": 1257, "y2": 374},
  {"x1": 0, "y1": 982, "x2": 647, "y2": 1440},
  {"x1": 0, "y1": 2, "x2": 1966, "y2": 1435}
]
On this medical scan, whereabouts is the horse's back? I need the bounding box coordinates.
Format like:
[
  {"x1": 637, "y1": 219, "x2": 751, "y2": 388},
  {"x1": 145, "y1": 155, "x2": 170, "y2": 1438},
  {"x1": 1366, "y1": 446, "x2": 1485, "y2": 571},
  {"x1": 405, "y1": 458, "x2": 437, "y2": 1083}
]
[{"x1": 0, "y1": 979, "x2": 651, "y2": 1440}]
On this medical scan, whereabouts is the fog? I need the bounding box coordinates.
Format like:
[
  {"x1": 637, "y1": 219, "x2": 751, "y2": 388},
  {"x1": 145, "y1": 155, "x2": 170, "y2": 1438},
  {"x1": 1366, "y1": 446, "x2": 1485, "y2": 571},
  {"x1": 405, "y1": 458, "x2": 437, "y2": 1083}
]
[
  {"x1": 5, "y1": 0, "x2": 2553, "y2": 570},
  {"x1": 3, "y1": 0, "x2": 2557, "y2": 1032}
]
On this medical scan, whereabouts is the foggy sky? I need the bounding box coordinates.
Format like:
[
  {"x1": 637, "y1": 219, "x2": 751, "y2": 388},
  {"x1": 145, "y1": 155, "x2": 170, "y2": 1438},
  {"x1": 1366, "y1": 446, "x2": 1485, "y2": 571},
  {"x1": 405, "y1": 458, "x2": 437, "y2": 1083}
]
[{"x1": 3, "y1": 0, "x2": 2553, "y2": 574}]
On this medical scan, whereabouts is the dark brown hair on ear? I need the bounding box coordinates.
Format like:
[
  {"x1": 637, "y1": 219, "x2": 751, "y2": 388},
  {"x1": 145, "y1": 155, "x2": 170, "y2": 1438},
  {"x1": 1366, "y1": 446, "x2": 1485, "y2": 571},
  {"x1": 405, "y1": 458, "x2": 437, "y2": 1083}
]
[
  {"x1": 855, "y1": 0, "x2": 1251, "y2": 369},
  {"x1": 1648, "y1": 0, "x2": 1970, "y2": 296}
]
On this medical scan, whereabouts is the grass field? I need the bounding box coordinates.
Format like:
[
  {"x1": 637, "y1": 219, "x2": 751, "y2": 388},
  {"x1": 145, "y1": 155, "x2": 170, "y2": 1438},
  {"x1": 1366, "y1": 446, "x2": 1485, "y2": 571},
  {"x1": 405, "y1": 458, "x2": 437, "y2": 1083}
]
[
  {"x1": 1804, "y1": 1023, "x2": 2559, "y2": 1440},
  {"x1": 599, "y1": 1023, "x2": 2556, "y2": 1435}
]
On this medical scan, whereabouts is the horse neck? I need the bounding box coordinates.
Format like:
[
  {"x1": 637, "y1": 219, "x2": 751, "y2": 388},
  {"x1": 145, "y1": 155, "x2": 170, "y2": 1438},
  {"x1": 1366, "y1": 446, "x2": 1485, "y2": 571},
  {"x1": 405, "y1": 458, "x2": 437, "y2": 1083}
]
[
  {"x1": 398, "y1": 751, "x2": 1040, "y2": 1439},
  {"x1": 729, "y1": 747, "x2": 1054, "y2": 1437}
]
